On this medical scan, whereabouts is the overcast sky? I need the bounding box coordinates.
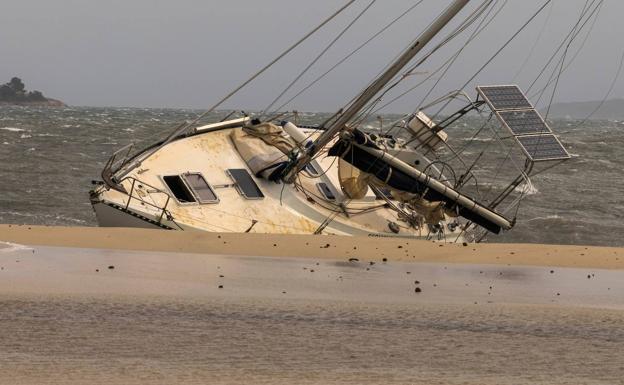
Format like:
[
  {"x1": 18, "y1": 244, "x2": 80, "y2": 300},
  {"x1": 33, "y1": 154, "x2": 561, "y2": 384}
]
[{"x1": 1, "y1": 0, "x2": 621, "y2": 112}]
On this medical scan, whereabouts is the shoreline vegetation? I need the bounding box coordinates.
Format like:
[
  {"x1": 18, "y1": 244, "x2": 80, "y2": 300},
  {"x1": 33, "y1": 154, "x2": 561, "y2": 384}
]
[
  {"x1": 0, "y1": 77, "x2": 65, "y2": 107},
  {"x1": 1, "y1": 224, "x2": 622, "y2": 270}
]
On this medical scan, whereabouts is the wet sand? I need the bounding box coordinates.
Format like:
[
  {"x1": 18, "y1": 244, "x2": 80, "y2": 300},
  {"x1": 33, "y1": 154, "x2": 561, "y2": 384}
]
[
  {"x1": 2, "y1": 226, "x2": 624, "y2": 384},
  {"x1": 1, "y1": 224, "x2": 623, "y2": 269},
  {"x1": 1, "y1": 240, "x2": 624, "y2": 384}
]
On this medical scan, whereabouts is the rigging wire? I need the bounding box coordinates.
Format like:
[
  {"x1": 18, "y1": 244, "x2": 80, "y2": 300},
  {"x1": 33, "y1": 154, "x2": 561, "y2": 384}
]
[
  {"x1": 572, "y1": 45, "x2": 624, "y2": 127},
  {"x1": 351, "y1": 0, "x2": 498, "y2": 132},
  {"x1": 530, "y1": 0, "x2": 604, "y2": 104},
  {"x1": 270, "y1": 0, "x2": 427, "y2": 115},
  {"x1": 428, "y1": 0, "x2": 553, "y2": 122},
  {"x1": 261, "y1": 0, "x2": 377, "y2": 117},
  {"x1": 371, "y1": 0, "x2": 507, "y2": 116},
  {"x1": 528, "y1": 1, "x2": 601, "y2": 101},
  {"x1": 412, "y1": 0, "x2": 500, "y2": 116},
  {"x1": 526, "y1": 0, "x2": 600, "y2": 95},
  {"x1": 143, "y1": 0, "x2": 356, "y2": 157},
  {"x1": 511, "y1": 0, "x2": 554, "y2": 82},
  {"x1": 540, "y1": 0, "x2": 603, "y2": 116}
]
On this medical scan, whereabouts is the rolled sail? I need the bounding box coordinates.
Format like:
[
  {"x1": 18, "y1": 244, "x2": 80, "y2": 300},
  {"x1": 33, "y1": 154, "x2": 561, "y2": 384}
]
[{"x1": 327, "y1": 130, "x2": 513, "y2": 234}]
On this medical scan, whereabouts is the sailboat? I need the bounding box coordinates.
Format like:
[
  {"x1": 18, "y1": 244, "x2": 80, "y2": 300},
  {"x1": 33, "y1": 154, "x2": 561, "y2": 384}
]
[{"x1": 89, "y1": 0, "x2": 571, "y2": 242}]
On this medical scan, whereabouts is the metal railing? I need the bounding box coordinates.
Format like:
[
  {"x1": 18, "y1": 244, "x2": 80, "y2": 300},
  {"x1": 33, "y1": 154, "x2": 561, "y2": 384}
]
[{"x1": 118, "y1": 176, "x2": 175, "y2": 226}]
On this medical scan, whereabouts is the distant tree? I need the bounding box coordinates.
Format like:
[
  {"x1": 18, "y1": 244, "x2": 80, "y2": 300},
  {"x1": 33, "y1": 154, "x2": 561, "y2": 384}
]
[
  {"x1": 0, "y1": 77, "x2": 53, "y2": 103},
  {"x1": 0, "y1": 84, "x2": 14, "y2": 99},
  {"x1": 9, "y1": 77, "x2": 25, "y2": 93},
  {"x1": 27, "y1": 90, "x2": 46, "y2": 101}
]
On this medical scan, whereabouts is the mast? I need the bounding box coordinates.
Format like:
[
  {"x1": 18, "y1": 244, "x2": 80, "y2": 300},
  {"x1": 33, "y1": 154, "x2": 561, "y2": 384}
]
[{"x1": 283, "y1": 0, "x2": 471, "y2": 181}]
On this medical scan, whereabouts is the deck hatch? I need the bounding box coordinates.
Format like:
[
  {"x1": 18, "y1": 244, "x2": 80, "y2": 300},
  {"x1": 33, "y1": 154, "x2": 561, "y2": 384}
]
[
  {"x1": 182, "y1": 173, "x2": 219, "y2": 203},
  {"x1": 316, "y1": 182, "x2": 336, "y2": 201},
  {"x1": 227, "y1": 169, "x2": 265, "y2": 199},
  {"x1": 163, "y1": 175, "x2": 196, "y2": 203}
]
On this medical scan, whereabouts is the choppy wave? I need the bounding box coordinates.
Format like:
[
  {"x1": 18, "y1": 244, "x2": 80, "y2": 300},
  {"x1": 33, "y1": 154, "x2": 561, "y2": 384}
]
[{"x1": 0, "y1": 106, "x2": 622, "y2": 246}]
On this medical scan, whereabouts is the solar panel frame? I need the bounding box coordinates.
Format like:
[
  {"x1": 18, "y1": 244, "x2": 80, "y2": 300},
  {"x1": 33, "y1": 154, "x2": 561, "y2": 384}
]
[
  {"x1": 515, "y1": 134, "x2": 570, "y2": 162},
  {"x1": 477, "y1": 85, "x2": 534, "y2": 111},
  {"x1": 495, "y1": 109, "x2": 552, "y2": 136}
]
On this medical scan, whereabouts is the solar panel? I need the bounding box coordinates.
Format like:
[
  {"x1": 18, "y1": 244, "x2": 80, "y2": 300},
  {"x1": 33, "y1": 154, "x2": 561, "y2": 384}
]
[
  {"x1": 496, "y1": 109, "x2": 551, "y2": 135},
  {"x1": 477, "y1": 85, "x2": 533, "y2": 111},
  {"x1": 516, "y1": 134, "x2": 570, "y2": 162},
  {"x1": 227, "y1": 169, "x2": 265, "y2": 199}
]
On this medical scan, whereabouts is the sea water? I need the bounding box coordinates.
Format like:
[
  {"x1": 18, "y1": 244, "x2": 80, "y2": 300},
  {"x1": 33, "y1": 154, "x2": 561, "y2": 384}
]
[{"x1": 0, "y1": 106, "x2": 622, "y2": 246}]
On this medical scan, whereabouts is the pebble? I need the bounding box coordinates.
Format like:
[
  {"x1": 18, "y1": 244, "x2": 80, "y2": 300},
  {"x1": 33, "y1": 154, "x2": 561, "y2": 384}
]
[
  {"x1": 349, "y1": 258, "x2": 359, "y2": 262},
  {"x1": 462, "y1": 242, "x2": 468, "y2": 247},
  {"x1": 414, "y1": 280, "x2": 420, "y2": 285},
  {"x1": 218, "y1": 285, "x2": 223, "y2": 289},
  {"x1": 369, "y1": 261, "x2": 375, "y2": 266},
  {"x1": 415, "y1": 287, "x2": 422, "y2": 293},
  {"x1": 382, "y1": 258, "x2": 388, "y2": 262},
  {"x1": 219, "y1": 275, "x2": 224, "y2": 278},
  {"x1": 95, "y1": 269, "x2": 99, "y2": 272},
  {"x1": 108, "y1": 265, "x2": 115, "y2": 270}
]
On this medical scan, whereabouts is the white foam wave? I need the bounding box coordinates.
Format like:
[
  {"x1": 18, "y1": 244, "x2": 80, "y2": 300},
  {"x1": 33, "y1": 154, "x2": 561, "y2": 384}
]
[
  {"x1": 0, "y1": 241, "x2": 33, "y2": 253},
  {"x1": 20, "y1": 134, "x2": 32, "y2": 139},
  {"x1": 514, "y1": 183, "x2": 539, "y2": 196},
  {"x1": 526, "y1": 214, "x2": 563, "y2": 222},
  {"x1": 0, "y1": 127, "x2": 25, "y2": 132}
]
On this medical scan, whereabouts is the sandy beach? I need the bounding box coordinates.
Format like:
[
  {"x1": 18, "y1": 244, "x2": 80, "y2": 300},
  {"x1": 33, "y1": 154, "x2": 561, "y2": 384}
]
[
  {"x1": 1, "y1": 225, "x2": 624, "y2": 384},
  {"x1": 2, "y1": 224, "x2": 623, "y2": 270}
]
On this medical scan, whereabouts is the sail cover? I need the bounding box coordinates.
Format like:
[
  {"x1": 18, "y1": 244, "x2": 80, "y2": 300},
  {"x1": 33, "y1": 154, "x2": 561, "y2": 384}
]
[
  {"x1": 231, "y1": 123, "x2": 296, "y2": 180},
  {"x1": 327, "y1": 130, "x2": 513, "y2": 234}
]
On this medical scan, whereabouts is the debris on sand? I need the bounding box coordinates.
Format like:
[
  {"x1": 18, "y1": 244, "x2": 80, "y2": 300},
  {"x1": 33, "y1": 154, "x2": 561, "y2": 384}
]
[
  {"x1": 415, "y1": 287, "x2": 422, "y2": 293},
  {"x1": 348, "y1": 258, "x2": 359, "y2": 262},
  {"x1": 108, "y1": 265, "x2": 115, "y2": 270}
]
